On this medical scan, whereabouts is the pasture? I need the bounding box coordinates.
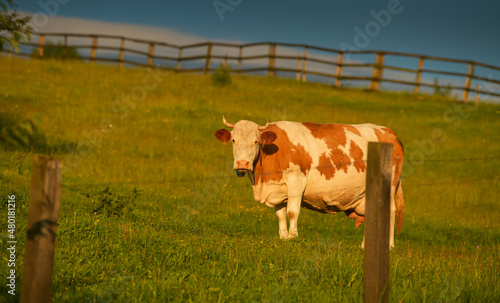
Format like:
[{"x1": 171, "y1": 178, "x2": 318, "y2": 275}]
[{"x1": 0, "y1": 56, "x2": 499, "y2": 302}]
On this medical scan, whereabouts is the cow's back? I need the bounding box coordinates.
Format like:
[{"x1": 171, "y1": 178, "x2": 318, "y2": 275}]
[{"x1": 253, "y1": 121, "x2": 403, "y2": 211}]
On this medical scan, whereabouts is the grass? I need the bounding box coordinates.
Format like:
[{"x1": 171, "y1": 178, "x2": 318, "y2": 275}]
[{"x1": 0, "y1": 56, "x2": 499, "y2": 302}]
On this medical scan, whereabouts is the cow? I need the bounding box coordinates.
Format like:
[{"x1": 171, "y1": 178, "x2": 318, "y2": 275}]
[{"x1": 215, "y1": 116, "x2": 404, "y2": 248}]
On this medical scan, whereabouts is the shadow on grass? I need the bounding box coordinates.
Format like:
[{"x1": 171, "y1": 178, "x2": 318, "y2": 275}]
[{"x1": 0, "y1": 112, "x2": 77, "y2": 155}]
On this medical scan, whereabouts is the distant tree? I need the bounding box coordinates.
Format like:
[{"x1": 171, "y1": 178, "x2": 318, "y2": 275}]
[
  {"x1": 0, "y1": 0, "x2": 32, "y2": 52},
  {"x1": 31, "y1": 40, "x2": 82, "y2": 59}
]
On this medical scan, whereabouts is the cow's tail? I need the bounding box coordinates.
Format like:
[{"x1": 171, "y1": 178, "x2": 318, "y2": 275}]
[{"x1": 395, "y1": 177, "x2": 405, "y2": 234}]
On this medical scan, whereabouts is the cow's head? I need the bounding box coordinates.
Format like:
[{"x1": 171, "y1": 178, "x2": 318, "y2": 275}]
[{"x1": 215, "y1": 116, "x2": 277, "y2": 176}]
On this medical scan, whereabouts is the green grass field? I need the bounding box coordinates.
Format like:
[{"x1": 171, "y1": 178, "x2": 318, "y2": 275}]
[{"x1": 1, "y1": 56, "x2": 499, "y2": 302}]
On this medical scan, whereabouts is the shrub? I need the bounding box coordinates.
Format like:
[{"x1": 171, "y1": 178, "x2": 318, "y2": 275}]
[{"x1": 211, "y1": 63, "x2": 232, "y2": 86}]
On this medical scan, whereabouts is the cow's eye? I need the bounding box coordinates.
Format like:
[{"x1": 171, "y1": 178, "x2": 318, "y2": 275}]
[
  {"x1": 231, "y1": 139, "x2": 235, "y2": 143},
  {"x1": 254, "y1": 141, "x2": 258, "y2": 145}
]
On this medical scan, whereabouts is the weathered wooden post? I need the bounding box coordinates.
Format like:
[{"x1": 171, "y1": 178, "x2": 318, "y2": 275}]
[
  {"x1": 38, "y1": 34, "x2": 45, "y2": 58},
  {"x1": 364, "y1": 142, "x2": 392, "y2": 303},
  {"x1": 413, "y1": 57, "x2": 425, "y2": 94},
  {"x1": 475, "y1": 84, "x2": 480, "y2": 105},
  {"x1": 20, "y1": 155, "x2": 62, "y2": 303},
  {"x1": 90, "y1": 36, "x2": 98, "y2": 65},
  {"x1": 462, "y1": 63, "x2": 475, "y2": 102},
  {"x1": 296, "y1": 53, "x2": 302, "y2": 81},
  {"x1": 205, "y1": 43, "x2": 213, "y2": 75},
  {"x1": 268, "y1": 43, "x2": 276, "y2": 77},
  {"x1": 119, "y1": 38, "x2": 125, "y2": 67},
  {"x1": 224, "y1": 53, "x2": 228, "y2": 68},
  {"x1": 62, "y1": 35, "x2": 68, "y2": 60},
  {"x1": 147, "y1": 42, "x2": 155, "y2": 67},
  {"x1": 369, "y1": 53, "x2": 385, "y2": 91},
  {"x1": 335, "y1": 52, "x2": 344, "y2": 88},
  {"x1": 176, "y1": 47, "x2": 183, "y2": 72},
  {"x1": 301, "y1": 46, "x2": 308, "y2": 82},
  {"x1": 238, "y1": 46, "x2": 243, "y2": 73}
]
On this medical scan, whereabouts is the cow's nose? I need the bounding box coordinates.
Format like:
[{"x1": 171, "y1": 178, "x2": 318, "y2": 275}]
[{"x1": 236, "y1": 160, "x2": 251, "y2": 170}]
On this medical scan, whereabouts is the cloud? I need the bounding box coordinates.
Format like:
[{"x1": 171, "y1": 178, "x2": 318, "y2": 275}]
[{"x1": 20, "y1": 11, "x2": 206, "y2": 46}]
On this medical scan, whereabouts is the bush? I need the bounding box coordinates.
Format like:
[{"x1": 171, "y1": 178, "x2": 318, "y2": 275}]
[{"x1": 211, "y1": 63, "x2": 232, "y2": 86}]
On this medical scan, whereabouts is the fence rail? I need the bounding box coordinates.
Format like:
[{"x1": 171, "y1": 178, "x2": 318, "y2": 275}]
[{"x1": 4, "y1": 32, "x2": 500, "y2": 101}]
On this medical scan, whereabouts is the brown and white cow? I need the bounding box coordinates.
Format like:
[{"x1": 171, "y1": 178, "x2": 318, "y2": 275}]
[{"x1": 215, "y1": 116, "x2": 404, "y2": 248}]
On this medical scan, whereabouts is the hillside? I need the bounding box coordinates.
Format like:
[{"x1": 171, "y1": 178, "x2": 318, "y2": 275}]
[{"x1": 1, "y1": 56, "x2": 499, "y2": 302}]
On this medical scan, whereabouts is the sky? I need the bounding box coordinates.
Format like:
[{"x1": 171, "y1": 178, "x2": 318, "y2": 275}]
[
  {"x1": 15, "y1": 0, "x2": 500, "y2": 65},
  {"x1": 12, "y1": 0, "x2": 500, "y2": 99}
]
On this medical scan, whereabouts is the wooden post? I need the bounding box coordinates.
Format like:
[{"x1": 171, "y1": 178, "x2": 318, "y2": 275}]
[
  {"x1": 296, "y1": 53, "x2": 302, "y2": 81},
  {"x1": 462, "y1": 63, "x2": 475, "y2": 102},
  {"x1": 147, "y1": 42, "x2": 155, "y2": 67},
  {"x1": 369, "y1": 53, "x2": 385, "y2": 91},
  {"x1": 301, "y1": 46, "x2": 308, "y2": 82},
  {"x1": 176, "y1": 47, "x2": 183, "y2": 72},
  {"x1": 205, "y1": 43, "x2": 212, "y2": 75},
  {"x1": 20, "y1": 155, "x2": 62, "y2": 303},
  {"x1": 224, "y1": 53, "x2": 228, "y2": 68},
  {"x1": 413, "y1": 57, "x2": 425, "y2": 94},
  {"x1": 475, "y1": 84, "x2": 480, "y2": 105},
  {"x1": 238, "y1": 46, "x2": 243, "y2": 73},
  {"x1": 335, "y1": 52, "x2": 344, "y2": 88},
  {"x1": 268, "y1": 43, "x2": 276, "y2": 77},
  {"x1": 38, "y1": 34, "x2": 45, "y2": 58},
  {"x1": 8, "y1": 43, "x2": 12, "y2": 58},
  {"x1": 119, "y1": 38, "x2": 125, "y2": 67},
  {"x1": 364, "y1": 142, "x2": 393, "y2": 303},
  {"x1": 90, "y1": 36, "x2": 98, "y2": 65},
  {"x1": 62, "y1": 35, "x2": 68, "y2": 60}
]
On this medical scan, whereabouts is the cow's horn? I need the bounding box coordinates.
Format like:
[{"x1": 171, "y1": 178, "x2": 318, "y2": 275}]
[
  {"x1": 223, "y1": 116, "x2": 235, "y2": 128},
  {"x1": 258, "y1": 119, "x2": 270, "y2": 130}
]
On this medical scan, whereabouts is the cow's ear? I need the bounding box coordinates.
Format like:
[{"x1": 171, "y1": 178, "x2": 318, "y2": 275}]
[
  {"x1": 260, "y1": 131, "x2": 277, "y2": 145},
  {"x1": 215, "y1": 129, "x2": 231, "y2": 143}
]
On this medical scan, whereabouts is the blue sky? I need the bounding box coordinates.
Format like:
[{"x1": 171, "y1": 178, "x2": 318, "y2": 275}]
[{"x1": 16, "y1": 0, "x2": 500, "y2": 66}]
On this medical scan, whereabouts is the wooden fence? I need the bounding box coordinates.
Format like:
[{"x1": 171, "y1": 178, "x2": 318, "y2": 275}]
[{"x1": 5, "y1": 32, "x2": 500, "y2": 102}]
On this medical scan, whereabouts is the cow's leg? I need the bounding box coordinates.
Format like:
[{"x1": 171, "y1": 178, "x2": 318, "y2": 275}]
[
  {"x1": 351, "y1": 199, "x2": 366, "y2": 249},
  {"x1": 275, "y1": 204, "x2": 288, "y2": 239},
  {"x1": 286, "y1": 176, "x2": 306, "y2": 239}
]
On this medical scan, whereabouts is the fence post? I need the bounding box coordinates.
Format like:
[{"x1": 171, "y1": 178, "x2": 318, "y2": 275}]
[
  {"x1": 238, "y1": 46, "x2": 243, "y2": 73},
  {"x1": 462, "y1": 63, "x2": 475, "y2": 102},
  {"x1": 38, "y1": 34, "x2": 45, "y2": 58},
  {"x1": 475, "y1": 84, "x2": 480, "y2": 105},
  {"x1": 205, "y1": 43, "x2": 212, "y2": 75},
  {"x1": 62, "y1": 35, "x2": 68, "y2": 60},
  {"x1": 90, "y1": 36, "x2": 98, "y2": 65},
  {"x1": 147, "y1": 43, "x2": 155, "y2": 67},
  {"x1": 363, "y1": 142, "x2": 392, "y2": 303},
  {"x1": 301, "y1": 46, "x2": 308, "y2": 82},
  {"x1": 8, "y1": 43, "x2": 12, "y2": 58},
  {"x1": 176, "y1": 47, "x2": 183, "y2": 72},
  {"x1": 224, "y1": 53, "x2": 228, "y2": 68},
  {"x1": 119, "y1": 38, "x2": 125, "y2": 67},
  {"x1": 369, "y1": 53, "x2": 385, "y2": 91},
  {"x1": 413, "y1": 57, "x2": 425, "y2": 94},
  {"x1": 20, "y1": 155, "x2": 62, "y2": 303},
  {"x1": 335, "y1": 52, "x2": 344, "y2": 88},
  {"x1": 268, "y1": 43, "x2": 276, "y2": 77},
  {"x1": 296, "y1": 53, "x2": 302, "y2": 81}
]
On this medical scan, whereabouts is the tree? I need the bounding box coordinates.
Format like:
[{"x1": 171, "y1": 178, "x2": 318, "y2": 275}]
[{"x1": 0, "y1": 0, "x2": 32, "y2": 52}]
